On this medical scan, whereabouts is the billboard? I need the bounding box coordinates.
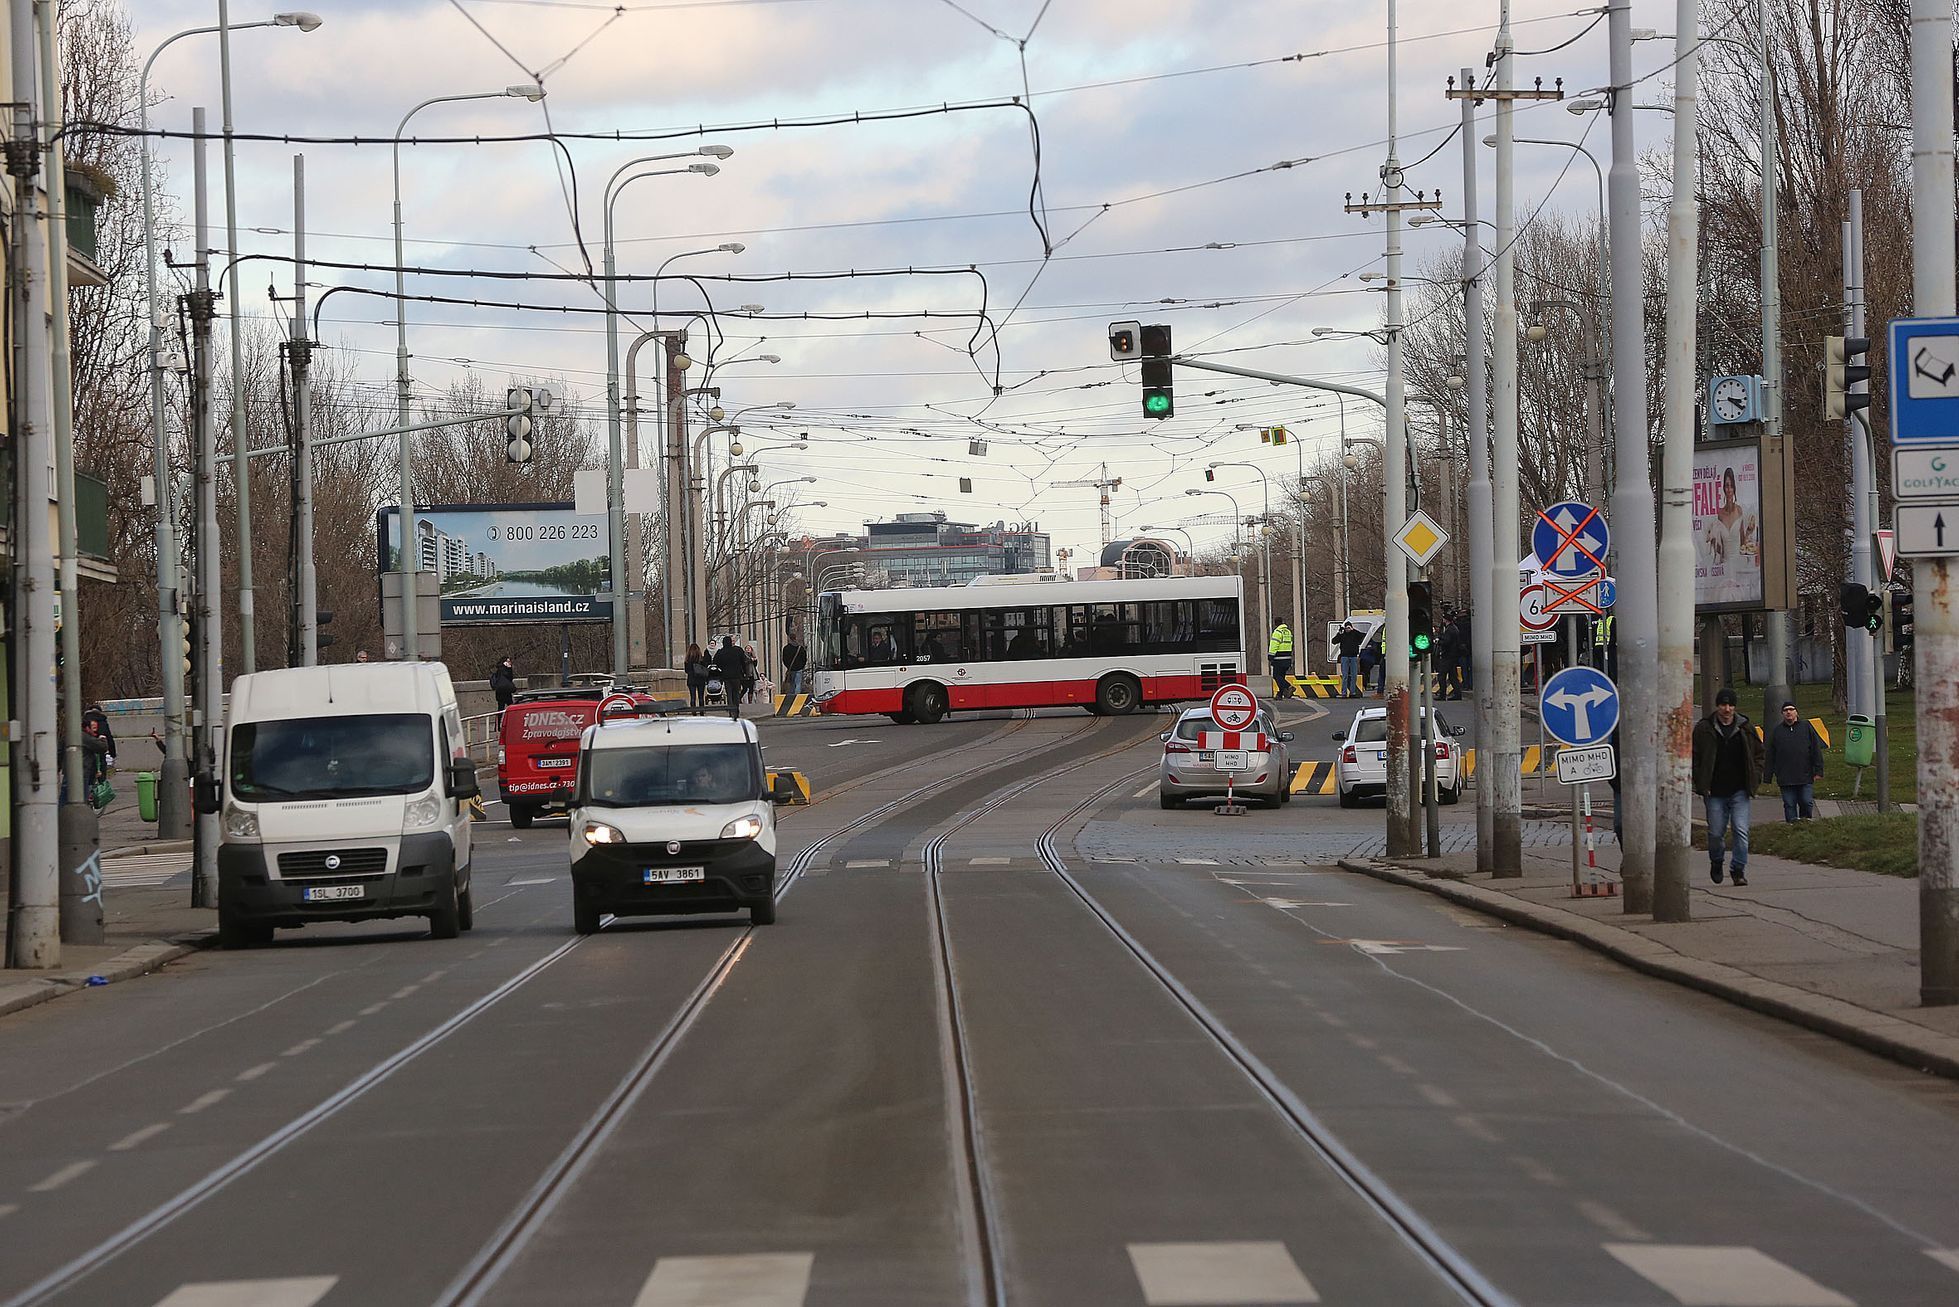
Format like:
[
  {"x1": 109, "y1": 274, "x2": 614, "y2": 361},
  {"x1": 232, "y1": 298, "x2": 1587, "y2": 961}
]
[
  {"x1": 377, "y1": 502, "x2": 612, "y2": 625},
  {"x1": 1693, "y1": 440, "x2": 1764, "y2": 611}
]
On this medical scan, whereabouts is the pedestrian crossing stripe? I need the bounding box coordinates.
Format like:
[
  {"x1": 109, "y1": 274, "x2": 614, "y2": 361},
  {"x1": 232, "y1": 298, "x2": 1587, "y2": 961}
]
[{"x1": 772, "y1": 694, "x2": 818, "y2": 717}]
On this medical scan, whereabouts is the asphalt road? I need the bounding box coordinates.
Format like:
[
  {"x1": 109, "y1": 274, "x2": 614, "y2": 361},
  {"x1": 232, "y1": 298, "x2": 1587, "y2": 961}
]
[{"x1": 3, "y1": 702, "x2": 1958, "y2": 1306}]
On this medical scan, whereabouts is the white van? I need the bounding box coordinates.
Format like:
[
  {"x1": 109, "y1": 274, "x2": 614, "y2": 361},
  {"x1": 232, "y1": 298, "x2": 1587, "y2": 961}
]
[
  {"x1": 567, "y1": 713, "x2": 792, "y2": 934},
  {"x1": 206, "y1": 662, "x2": 480, "y2": 948}
]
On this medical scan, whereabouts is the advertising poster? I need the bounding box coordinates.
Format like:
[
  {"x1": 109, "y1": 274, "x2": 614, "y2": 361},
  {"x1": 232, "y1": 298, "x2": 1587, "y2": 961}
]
[
  {"x1": 1693, "y1": 442, "x2": 1763, "y2": 611},
  {"x1": 377, "y1": 503, "x2": 612, "y2": 624}
]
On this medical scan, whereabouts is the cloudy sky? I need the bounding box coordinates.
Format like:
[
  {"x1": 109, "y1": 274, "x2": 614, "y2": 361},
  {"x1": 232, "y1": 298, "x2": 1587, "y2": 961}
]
[{"x1": 130, "y1": 0, "x2": 1680, "y2": 567}]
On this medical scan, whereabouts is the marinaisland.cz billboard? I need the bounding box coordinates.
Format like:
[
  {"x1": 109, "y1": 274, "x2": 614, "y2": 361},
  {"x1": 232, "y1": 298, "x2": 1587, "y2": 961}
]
[{"x1": 377, "y1": 502, "x2": 612, "y2": 625}]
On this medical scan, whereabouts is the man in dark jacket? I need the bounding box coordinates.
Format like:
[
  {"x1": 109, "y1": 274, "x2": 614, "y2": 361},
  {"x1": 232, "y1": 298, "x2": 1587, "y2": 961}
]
[
  {"x1": 490, "y1": 657, "x2": 517, "y2": 712},
  {"x1": 781, "y1": 631, "x2": 809, "y2": 699},
  {"x1": 1334, "y1": 621, "x2": 1365, "y2": 698},
  {"x1": 1691, "y1": 687, "x2": 1763, "y2": 885},
  {"x1": 713, "y1": 636, "x2": 748, "y2": 719},
  {"x1": 1764, "y1": 700, "x2": 1826, "y2": 822}
]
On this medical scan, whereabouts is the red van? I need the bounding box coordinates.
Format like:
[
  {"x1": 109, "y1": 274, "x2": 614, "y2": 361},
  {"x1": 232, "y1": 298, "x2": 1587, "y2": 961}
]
[{"x1": 497, "y1": 688, "x2": 653, "y2": 828}]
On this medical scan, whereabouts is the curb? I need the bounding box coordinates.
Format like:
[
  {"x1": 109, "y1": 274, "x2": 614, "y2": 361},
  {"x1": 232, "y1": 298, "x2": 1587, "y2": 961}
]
[
  {"x1": 1335, "y1": 857, "x2": 1959, "y2": 1083},
  {"x1": 0, "y1": 930, "x2": 218, "y2": 1019},
  {"x1": 102, "y1": 838, "x2": 195, "y2": 859}
]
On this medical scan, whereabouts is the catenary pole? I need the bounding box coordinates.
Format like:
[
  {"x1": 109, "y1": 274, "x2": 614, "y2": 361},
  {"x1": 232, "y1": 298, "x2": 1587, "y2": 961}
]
[
  {"x1": 1490, "y1": 3, "x2": 1524, "y2": 875},
  {"x1": 6, "y1": 0, "x2": 60, "y2": 967},
  {"x1": 1910, "y1": 0, "x2": 1957, "y2": 1004},
  {"x1": 1654, "y1": 0, "x2": 1701, "y2": 923},
  {"x1": 1845, "y1": 198, "x2": 1876, "y2": 747},
  {"x1": 1379, "y1": 0, "x2": 1413, "y2": 854},
  {"x1": 1850, "y1": 193, "x2": 1887, "y2": 811},
  {"x1": 293, "y1": 154, "x2": 318, "y2": 666},
  {"x1": 1758, "y1": 0, "x2": 1793, "y2": 725},
  {"x1": 217, "y1": 1, "x2": 256, "y2": 673},
  {"x1": 191, "y1": 107, "x2": 221, "y2": 907},
  {"x1": 1607, "y1": 0, "x2": 1659, "y2": 913},
  {"x1": 1460, "y1": 67, "x2": 1495, "y2": 870}
]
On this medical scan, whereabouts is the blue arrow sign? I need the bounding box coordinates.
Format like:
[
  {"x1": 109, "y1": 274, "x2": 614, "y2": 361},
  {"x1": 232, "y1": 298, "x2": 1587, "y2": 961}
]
[
  {"x1": 1890, "y1": 316, "x2": 1959, "y2": 444},
  {"x1": 1540, "y1": 666, "x2": 1619, "y2": 748},
  {"x1": 1531, "y1": 501, "x2": 1610, "y2": 579}
]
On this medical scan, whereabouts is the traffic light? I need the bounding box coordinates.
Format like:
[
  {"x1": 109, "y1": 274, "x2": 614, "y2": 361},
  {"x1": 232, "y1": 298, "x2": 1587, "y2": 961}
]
[
  {"x1": 317, "y1": 608, "x2": 336, "y2": 650},
  {"x1": 1840, "y1": 581, "x2": 1882, "y2": 632},
  {"x1": 1107, "y1": 319, "x2": 1140, "y2": 361},
  {"x1": 1825, "y1": 336, "x2": 1872, "y2": 420},
  {"x1": 179, "y1": 619, "x2": 192, "y2": 687},
  {"x1": 1261, "y1": 426, "x2": 1288, "y2": 445},
  {"x1": 1140, "y1": 323, "x2": 1174, "y2": 420},
  {"x1": 506, "y1": 386, "x2": 535, "y2": 463},
  {"x1": 1893, "y1": 590, "x2": 1915, "y2": 650},
  {"x1": 1407, "y1": 580, "x2": 1434, "y2": 658},
  {"x1": 1203, "y1": 468, "x2": 1215, "y2": 482}
]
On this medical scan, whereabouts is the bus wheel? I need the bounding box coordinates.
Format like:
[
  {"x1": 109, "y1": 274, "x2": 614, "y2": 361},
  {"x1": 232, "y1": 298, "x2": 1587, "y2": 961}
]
[
  {"x1": 909, "y1": 683, "x2": 949, "y2": 724},
  {"x1": 887, "y1": 709, "x2": 918, "y2": 724},
  {"x1": 1095, "y1": 674, "x2": 1141, "y2": 716}
]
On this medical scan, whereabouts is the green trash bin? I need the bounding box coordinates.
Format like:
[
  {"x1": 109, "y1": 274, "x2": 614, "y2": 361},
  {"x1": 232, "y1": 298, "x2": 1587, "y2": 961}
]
[
  {"x1": 136, "y1": 771, "x2": 158, "y2": 823},
  {"x1": 1845, "y1": 715, "x2": 1876, "y2": 769}
]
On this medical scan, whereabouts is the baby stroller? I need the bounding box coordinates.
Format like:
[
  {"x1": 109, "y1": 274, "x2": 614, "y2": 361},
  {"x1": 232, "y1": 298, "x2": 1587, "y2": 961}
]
[{"x1": 703, "y1": 675, "x2": 727, "y2": 707}]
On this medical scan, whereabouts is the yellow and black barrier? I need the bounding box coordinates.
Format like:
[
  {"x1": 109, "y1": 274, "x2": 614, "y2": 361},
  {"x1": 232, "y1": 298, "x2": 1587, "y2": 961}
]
[
  {"x1": 773, "y1": 693, "x2": 819, "y2": 718},
  {"x1": 1276, "y1": 675, "x2": 1346, "y2": 699},
  {"x1": 766, "y1": 769, "x2": 812, "y2": 804}
]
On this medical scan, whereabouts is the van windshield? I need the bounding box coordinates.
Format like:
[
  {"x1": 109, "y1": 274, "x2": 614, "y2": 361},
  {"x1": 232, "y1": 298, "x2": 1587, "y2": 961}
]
[
  {"x1": 583, "y1": 744, "x2": 759, "y2": 807},
  {"x1": 231, "y1": 714, "x2": 434, "y2": 801}
]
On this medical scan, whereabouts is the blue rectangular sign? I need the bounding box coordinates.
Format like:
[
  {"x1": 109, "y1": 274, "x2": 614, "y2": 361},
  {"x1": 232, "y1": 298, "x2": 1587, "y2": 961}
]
[{"x1": 1889, "y1": 316, "x2": 1959, "y2": 444}]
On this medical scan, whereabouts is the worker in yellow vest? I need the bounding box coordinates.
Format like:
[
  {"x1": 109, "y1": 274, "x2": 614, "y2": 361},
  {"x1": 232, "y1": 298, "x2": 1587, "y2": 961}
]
[{"x1": 1268, "y1": 622, "x2": 1295, "y2": 699}]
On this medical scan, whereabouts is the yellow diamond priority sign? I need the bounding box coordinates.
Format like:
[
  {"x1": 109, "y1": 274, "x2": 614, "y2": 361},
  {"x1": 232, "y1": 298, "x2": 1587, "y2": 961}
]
[{"x1": 1392, "y1": 510, "x2": 1449, "y2": 568}]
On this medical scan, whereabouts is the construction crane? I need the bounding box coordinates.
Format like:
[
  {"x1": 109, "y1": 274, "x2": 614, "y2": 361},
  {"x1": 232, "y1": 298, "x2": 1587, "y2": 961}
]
[{"x1": 1055, "y1": 461, "x2": 1123, "y2": 549}]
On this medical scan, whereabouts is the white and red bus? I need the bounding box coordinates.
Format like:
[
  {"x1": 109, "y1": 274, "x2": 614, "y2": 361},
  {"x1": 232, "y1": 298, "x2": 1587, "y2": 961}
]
[{"x1": 810, "y1": 574, "x2": 1246, "y2": 723}]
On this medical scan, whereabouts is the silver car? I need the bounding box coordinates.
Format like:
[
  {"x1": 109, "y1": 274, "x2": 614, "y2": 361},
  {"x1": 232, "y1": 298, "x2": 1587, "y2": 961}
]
[{"x1": 1159, "y1": 705, "x2": 1295, "y2": 808}]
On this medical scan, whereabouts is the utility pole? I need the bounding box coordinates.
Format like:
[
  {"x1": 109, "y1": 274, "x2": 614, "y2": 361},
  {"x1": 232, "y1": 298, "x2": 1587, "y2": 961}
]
[
  {"x1": 1607, "y1": 0, "x2": 1660, "y2": 913},
  {"x1": 291, "y1": 154, "x2": 319, "y2": 666},
  {"x1": 1847, "y1": 193, "x2": 1888, "y2": 811},
  {"x1": 1910, "y1": 0, "x2": 1956, "y2": 1003},
  {"x1": 190, "y1": 107, "x2": 222, "y2": 907},
  {"x1": 6, "y1": 0, "x2": 61, "y2": 967},
  {"x1": 37, "y1": 0, "x2": 100, "y2": 944},
  {"x1": 1758, "y1": 0, "x2": 1792, "y2": 726},
  {"x1": 1455, "y1": 66, "x2": 1495, "y2": 871},
  {"x1": 217, "y1": 1, "x2": 255, "y2": 673},
  {"x1": 1654, "y1": 0, "x2": 1702, "y2": 924}
]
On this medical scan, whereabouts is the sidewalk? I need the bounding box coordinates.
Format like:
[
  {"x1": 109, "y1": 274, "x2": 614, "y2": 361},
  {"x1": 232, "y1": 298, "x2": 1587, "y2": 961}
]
[
  {"x1": 0, "y1": 881, "x2": 215, "y2": 1018},
  {"x1": 1339, "y1": 836, "x2": 1959, "y2": 1080}
]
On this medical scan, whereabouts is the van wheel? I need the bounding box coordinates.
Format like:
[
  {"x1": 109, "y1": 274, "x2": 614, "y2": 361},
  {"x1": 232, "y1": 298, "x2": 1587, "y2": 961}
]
[
  {"x1": 509, "y1": 804, "x2": 534, "y2": 830},
  {"x1": 749, "y1": 897, "x2": 777, "y2": 926},
  {"x1": 429, "y1": 879, "x2": 461, "y2": 940},
  {"x1": 573, "y1": 897, "x2": 601, "y2": 935},
  {"x1": 218, "y1": 915, "x2": 271, "y2": 949},
  {"x1": 458, "y1": 879, "x2": 475, "y2": 931},
  {"x1": 1095, "y1": 674, "x2": 1141, "y2": 716},
  {"x1": 909, "y1": 683, "x2": 949, "y2": 725}
]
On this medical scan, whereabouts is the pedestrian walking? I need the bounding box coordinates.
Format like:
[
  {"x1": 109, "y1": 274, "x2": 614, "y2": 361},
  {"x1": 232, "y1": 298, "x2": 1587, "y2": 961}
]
[
  {"x1": 1692, "y1": 687, "x2": 1763, "y2": 886},
  {"x1": 1334, "y1": 621, "x2": 1365, "y2": 698},
  {"x1": 781, "y1": 630, "x2": 809, "y2": 699},
  {"x1": 490, "y1": 656, "x2": 517, "y2": 712},
  {"x1": 1437, "y1": 612, "x2": 1463, "y2": 700},
  {"x1": 1454, "y1": 609, "x2": 1473, "y2": 693},
  {"x1": 1764, "y1": 700, "x2": 1826, "y2": 822},
  {"x1": 741, "y1": 641, "x2": 760, "y2": 704},
  {"x1": 1268, "y1": 622, "x2": 1295, "y2": 699},
  {"x1": 1360, "y1": 632, "x2": 1384, "y2": 696},
  {"x1": 684, "y1": 642, "x2": 712, "y2": 713},
  {"x1": 713, "y1": 636, "x2": 748, "y2": 720}
]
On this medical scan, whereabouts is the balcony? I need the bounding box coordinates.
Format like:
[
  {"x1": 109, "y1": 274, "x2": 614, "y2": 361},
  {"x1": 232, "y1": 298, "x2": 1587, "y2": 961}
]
[{"x1": 0, "y1": 450, "x2": 120, "y2": 583}]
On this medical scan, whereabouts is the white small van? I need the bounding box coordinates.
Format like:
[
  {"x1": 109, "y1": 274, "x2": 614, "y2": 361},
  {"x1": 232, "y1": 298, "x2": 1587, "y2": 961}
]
[
  {"x1": 567, "y1": 713, "x2": 791, "y2": 934},
  {"x1": 206, "y1": 662, "x2": 480, "y2": 948}
]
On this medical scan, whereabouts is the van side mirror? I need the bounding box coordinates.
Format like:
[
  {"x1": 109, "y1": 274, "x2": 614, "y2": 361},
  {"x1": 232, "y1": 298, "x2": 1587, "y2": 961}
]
[
  {"x1": 192, "y1": 773, "x2": 222, "y2": 815},
  {"x1": 446, "y1": 759, "x2": 481, "y2": 800}
]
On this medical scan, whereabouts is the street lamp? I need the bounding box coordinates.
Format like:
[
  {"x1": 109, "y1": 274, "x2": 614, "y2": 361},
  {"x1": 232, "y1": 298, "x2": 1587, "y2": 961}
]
[
  {"x1": 141, "y1": 11, "x2": 320, "y2": 830},
  {"x1": 602, "y1": 157, "x2": 730, "y2": 676},
  {"x1": 1208, "y1": 464, "x2": 1277, "y2": 647},
  {"x1": 391, "y1": 83, "x2": 542, "y2": 662},
  {"x1": 1184, "y1": 488, "x2": 1244, "y2": 554}
]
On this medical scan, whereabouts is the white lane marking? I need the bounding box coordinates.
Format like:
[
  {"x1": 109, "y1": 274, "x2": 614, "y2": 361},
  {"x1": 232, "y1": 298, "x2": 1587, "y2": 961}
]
[
  {"x1": 235, "y1": 1063, "x2": 277, "y2": 1083},
  {"x1": 1929, "y1": 1249, "x2": 1959, "y2": 1275},
  {"x1": 28, "y1": 1160, "x2": 96, "y2": 1193},
  {"x1": 322, "y1": 1021, "x2": 355, "y2": 1037},
  {"x1": 825, "y1": 738, "x2": 869, "y2": 748},
  {"x1": 1348, "y1": 939, "x2": 1465, "y2": 956},
  {"x1": 1132, "y1": 782, "x2": 1156, "y2": 798},
  {"x1": 178, "y1": 1089, "x2": 231, "y2": 1115},
  {"x1": 843, "y1": 859, "x2": 889, "y2": 869},
  {"x1": 1127, "y1": 1241, "x2": 1319, "y2": 1305},
  {"x1": 507, "y1": 876, "x2": 556, "y2": 886},
  {"x1": 422, "y1": 969, "x2": 449, "y2": 983},
  {"x1": 1604, "y1": 1244, "x2": 1853, "y2": 1306},
  {"x1": 358, "y1": 1003, "x2": 387, "y2": 1016},
  {"x1": 0, "y1": 1204, "x2": 15, "y2": 1220},
  {"x1": 152, "y1": 1277, "x2": 338, "y2": 1307},
  {"x1": 968, "y1": 857, "x2": 1012, "y2": 865},
  {"x1": 1175, "y1": 857, "x2": 1219, "y2": 866},
  {"x1": 390, "y1": 985, "x2": 420, "y2": 1000},
  {"x1": 1451, "y1": 1113, "x2": 1502, "y2": 1144},
  {"x1": 632, "y1": 1252, "x2": 814, "y2": 1307},
  {"x1": 109, "y1": 1123, "x2": 173, "y2": 1152},
  {"x1": 282, "y1": 1039, "x2": 320, "y2": 1057},
  {"x1": 1576, "y1": 1199, "x2": 1649, "y2": 1242},
  {"x1": 1416, "y1": 1084, "x2": 1457, "y2": 1108},
  {"x1": 1261, "y1": 898, "x2": 1351, "y2": 909}
]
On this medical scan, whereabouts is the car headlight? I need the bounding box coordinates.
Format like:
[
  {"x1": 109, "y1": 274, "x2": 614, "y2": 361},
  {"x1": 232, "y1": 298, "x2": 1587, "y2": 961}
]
[
  {"x1": 581, "y1": 821, "x2": 625, "y2": 846},
  {"x1": 222, "y1": 804, "x2": 259, "y2": 839},
  {"x1": 404, "y1": 795, "x2": 444, "y2": 829},
  {"x1": 720, "y1": 814, "x2": 764, "y2": 841}
]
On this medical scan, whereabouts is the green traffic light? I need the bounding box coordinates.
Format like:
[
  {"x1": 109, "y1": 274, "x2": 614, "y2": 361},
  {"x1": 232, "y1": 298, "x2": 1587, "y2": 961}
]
[
  {"x1": 1144, "y1": 391, "x2": 1172, "y2": 416},
  {"x1": 1412, "y1": 633, "x2": 1432, "y2": 653}
]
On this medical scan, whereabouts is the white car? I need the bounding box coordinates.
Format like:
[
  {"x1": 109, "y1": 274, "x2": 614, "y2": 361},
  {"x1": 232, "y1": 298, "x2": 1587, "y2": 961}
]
[
  {"x1": 567, "y1": 713, "x2": 794, "y2": 933},
  {"x1": 1333, "y1": 706, "x2": 1465, "y2": 807}
]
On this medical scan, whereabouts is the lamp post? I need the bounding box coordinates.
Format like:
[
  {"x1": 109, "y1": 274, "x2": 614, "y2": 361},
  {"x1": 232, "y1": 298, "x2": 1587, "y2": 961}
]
[
  {"x1": 1184, "y1": 488, "x2": 1245, "y2": 559},
  {"x1": 391, "y1": 84, "x2": 542, "y2": 662},
  {"x1": 1207, "y1": 464, "x2": 1275, "y2": 669},
  {"x1": 603, "y1": 159, "x2": 730, "y2": 676},
  {"x1": 141, "y1": 12, "x2": 317, "y2": 834},
  {"x1": 217, "y1": 6, "x2": 323, "y2": 674}
]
